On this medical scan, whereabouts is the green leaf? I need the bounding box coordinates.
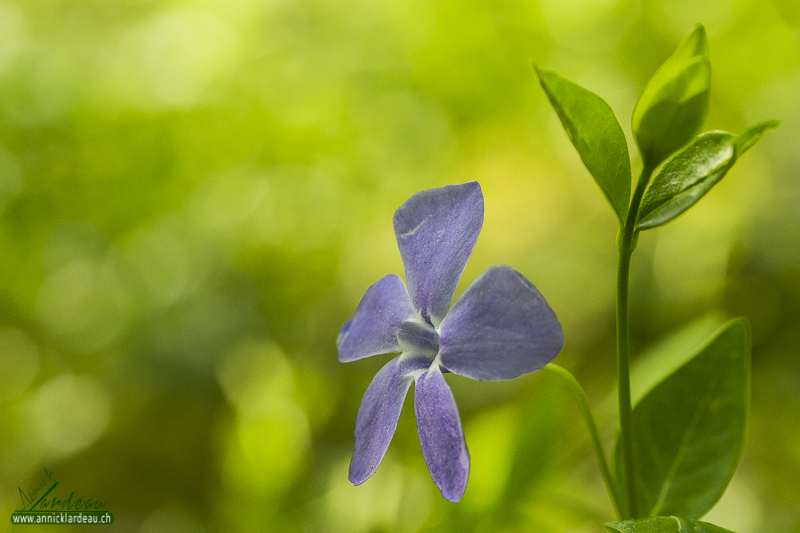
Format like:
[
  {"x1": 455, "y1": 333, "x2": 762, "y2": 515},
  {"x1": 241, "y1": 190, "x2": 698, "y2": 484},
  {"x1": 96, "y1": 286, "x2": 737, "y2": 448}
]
[
  {"x1": 614, "y1": 319, "x2": 750, "y2": 519},
  {"x1": 604, "y1": 516, "x2": 737, "y2": 533},
  {"x1": 632, "y1": 24, "x2": 711, "y2": 169},
  {"x1": 637, "y1": 119, "x2": 778, "y2": 230},
  {"x1": 734, "y1": 120, "x2": 780, "y2": 157},
  {"x1": 535, "y1": 65, "x2": 631, "y2": 223},
  {"x1": 636, "y1": 131, "x2": 734, "y2": 230}
]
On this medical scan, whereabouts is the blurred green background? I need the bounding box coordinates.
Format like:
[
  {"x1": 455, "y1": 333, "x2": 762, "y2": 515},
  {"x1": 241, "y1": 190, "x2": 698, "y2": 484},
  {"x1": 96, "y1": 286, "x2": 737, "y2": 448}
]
[{"x1": 0, "y1": 0, "x2": 797, "y2": 531}]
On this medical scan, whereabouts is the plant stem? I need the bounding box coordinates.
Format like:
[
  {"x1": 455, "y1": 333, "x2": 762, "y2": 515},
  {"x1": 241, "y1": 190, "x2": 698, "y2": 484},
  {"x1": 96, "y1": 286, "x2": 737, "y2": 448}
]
[
  {"x1": 544, "y1": 363, "x2": 622, "y2": 519},
  {"x1": 616, "y1": 165, "x2": 653, "y2": 518},
  {"x1": 616, "y1": 241, "x2": 636, "y2": 518}
]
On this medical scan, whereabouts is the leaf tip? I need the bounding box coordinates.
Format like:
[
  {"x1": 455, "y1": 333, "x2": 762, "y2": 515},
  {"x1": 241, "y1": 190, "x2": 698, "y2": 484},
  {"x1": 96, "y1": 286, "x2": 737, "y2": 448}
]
[
  {"x1": 734, "y1": 120, "x2": 780, "y2": 157},
  {"x1": 691, "y1": 23, "x2": 707, "y2": 39},
  {"x1": 756, "y1": 119, "x2": 781, "y2": 133},
  {"x1": 533, "y1": 63, "x2": 552, "y2": 85},
  {"x1": 686, "y1": 23, "x2": 709, "y2": 57},
  {"x1": 717, "y1": 317, "x2": 752, "y2": 367},
  {"x1": 727, "y1": 316, "x2": 752, "y2": 342}
]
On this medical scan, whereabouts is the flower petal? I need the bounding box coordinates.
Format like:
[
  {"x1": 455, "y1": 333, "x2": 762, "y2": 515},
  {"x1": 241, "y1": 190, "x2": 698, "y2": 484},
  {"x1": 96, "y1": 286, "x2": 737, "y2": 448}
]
[
  {"x1": 415, "y1": 364, "x2": 470, "y2": 502},
  {"x1": 438, "y1": 265, "x2": 564, "y2": 381},
  {"x1": 349, "y1": 355, "x2": 430, "y2": 485},
  {"x1": 338, "y1": 274, "x2": 416, "y2": 362},
  {"x1": 393, "y1": 182, "x2": 483, "y2": 327}
]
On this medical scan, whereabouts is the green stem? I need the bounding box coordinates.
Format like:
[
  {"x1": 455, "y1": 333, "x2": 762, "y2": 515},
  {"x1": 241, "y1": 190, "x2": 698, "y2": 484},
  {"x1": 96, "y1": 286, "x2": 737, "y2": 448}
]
[
  {"x1": 616, "y1": 242, "x2": 636, "y2": 518},
  {"x1": 616, "y1": 165, "x2": 653, "y2": 518},
  {"x1": 544, "y1": 363, "x2": 622, "y2": 519}
]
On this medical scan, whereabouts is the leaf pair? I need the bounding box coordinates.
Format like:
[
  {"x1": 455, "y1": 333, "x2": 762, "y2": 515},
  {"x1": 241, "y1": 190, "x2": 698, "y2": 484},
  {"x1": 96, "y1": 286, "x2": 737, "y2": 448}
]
[{"x1": 536, "y1": 25, "x2": 777, "y2": 230}]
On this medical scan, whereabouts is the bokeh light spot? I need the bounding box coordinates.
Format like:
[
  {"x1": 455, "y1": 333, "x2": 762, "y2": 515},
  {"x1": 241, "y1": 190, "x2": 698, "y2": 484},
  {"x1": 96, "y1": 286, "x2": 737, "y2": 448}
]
[
  {"x1": 36, "y1": 258, "x2": 131, "y2": 353},
  {"x1": 216, "y1": 339, "x2": 292, "y2": 408},
  {"x1": 221, "y1": 397, "x2": 310, "y2": 500},
  {"x1": 26, "y1": 374, "x2": 111, "y2": 460},
  {"x1": 126, "y1": 215, "x2": 202, "y2": 307},
  {"x1": 116, "y1": 8, "x2": 241, "y2": 110}
]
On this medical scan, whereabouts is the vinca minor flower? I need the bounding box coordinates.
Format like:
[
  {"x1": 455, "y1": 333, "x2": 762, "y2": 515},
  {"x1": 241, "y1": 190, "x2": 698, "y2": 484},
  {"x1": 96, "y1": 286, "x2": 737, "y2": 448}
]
[{"x1": 337, "y1": 181, "x2": 564, "y2": 502}]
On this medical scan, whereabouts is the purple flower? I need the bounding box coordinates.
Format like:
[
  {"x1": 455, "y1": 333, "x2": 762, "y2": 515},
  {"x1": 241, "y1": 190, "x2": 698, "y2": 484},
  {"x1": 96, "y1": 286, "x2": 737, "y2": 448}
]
[{"x1": 337, "y1": 181, "x2": 564, "y2": 502}]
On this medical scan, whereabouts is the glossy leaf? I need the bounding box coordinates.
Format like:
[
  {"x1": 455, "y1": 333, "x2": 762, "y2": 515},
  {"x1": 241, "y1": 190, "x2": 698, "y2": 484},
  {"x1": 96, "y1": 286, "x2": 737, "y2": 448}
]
[
  {"x1": 637, "y1": 120, "x2": 778, "y2": 230},
  {"x1": 535, "y1": 65, "x2": 631, "y2": 223},
  {"x1": 632, "y1": 24, "x2": 710, "y2": 169},
  {"x1": 734, "y1": 120, "x2": 780, "y2": 157},
  {"x1": 614, "y1": 319, "x2": 750, "y2": 518},
  {"x1": 636, "y1": 131, "x2": 734, "y2": 230},
  {"x1": 604, "y1": 516, "x2": 736, "y2": 533}
]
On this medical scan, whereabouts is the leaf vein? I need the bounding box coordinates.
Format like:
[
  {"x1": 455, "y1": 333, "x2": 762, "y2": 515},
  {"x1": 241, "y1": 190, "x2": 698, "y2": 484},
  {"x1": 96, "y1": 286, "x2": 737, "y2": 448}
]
[{"x1": 649, "y1": 373, "x2": 723, "y2": 516}]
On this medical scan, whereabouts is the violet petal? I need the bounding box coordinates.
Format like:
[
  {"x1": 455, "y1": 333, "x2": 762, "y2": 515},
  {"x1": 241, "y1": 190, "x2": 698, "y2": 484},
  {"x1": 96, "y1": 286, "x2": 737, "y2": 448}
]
[
  {"x1": 338, "y1": 274, "x2": 416, "y2": 362},
  {"x1": 393, "y1": 182, "x2": 483, "y2": 327},
  {"x1": 415, "y1": 365, "x2": 470, "y2": 502},
  {"x1": 349, "y1": 355, "x2": 430, "y2": 485},
  {"x1": 438, "y1": 265, "x2": 564, "y2": 381}
]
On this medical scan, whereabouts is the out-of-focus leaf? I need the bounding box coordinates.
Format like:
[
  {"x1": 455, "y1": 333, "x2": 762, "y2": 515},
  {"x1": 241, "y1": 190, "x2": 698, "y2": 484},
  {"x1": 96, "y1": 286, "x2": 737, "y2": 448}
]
[
  {"x1": 604, "y1": 516, "x2": 736, "y2": 533},
  {"x1": 535, "y1": 65, "x2": 631, "y2": 223},
  {"x1": 636, "y1": 132, "x2": 734, "y2": 230},
  {"x1": 632, "y1": 24, "x2": 710, "y2": 169},
  {"x1": 502, "y1": 380, "x2": 563, "y2": 503},
  {"x1": 734, "y1": 120, "x2": 780, "y2": 157},
  {"x1": 614, "y1": 319, "x2": 750, "y2": 518}
]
